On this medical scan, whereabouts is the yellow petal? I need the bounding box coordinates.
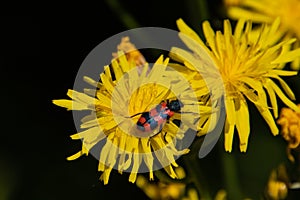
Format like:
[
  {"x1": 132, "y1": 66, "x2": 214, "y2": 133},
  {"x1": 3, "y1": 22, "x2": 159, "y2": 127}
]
[
  {"x1": 225, "y1": 98, "x2": 236, "y2": 125},
  {"x1": 100, "y1": 71, "x2": 114, "y2": 94},
  {"x1": 233, "y1": 18, "x2": 246, "y2": 40},
  {"x1": 67, "y1": 151, "x2": 84, "y2": 160},
  {"x1": 269, "y1": 75, "x2": 295, "y2": 100},
  {"x1": 98, "y1": 116, "x2": 117, "y2": 130},
  {"x1": 227, "y1": 7, "x2": 273, "y2": 23},
  {"x1": 83, "y1": 76, "x2": 98, "y2": 87},
  {"x1": 147, "y1": 55, "x2": 167, "y2": 82},
  {"x1": 224, "y1": 118, "x2": 235, "y2": 152},
  {"x1": 224, "y1": 19, "x2": 233, "y2": 59},
  {"x1": 140, "y1": 139, "x2": 154, "y2": 180},
  {"x1": 67, "y1": 89, "x2": 95, "y2": 104},
  {"x1": 256, "y1": 106, "x2": 279, "y2": 135},
  {"x1": 241, "y1": 77, "x2": 264, "y2": 94},
  {"x1": 269, "y1": 79, "x2": 300, "y2": 113},
  {"x1": 117, "y1": 51, "x2": 131, "y2": 72},
  {"x1": 202, "y1": 21, "x2": 219, "y2": 59},
  {"x1": 52, "y1": 99, "x2": 88, "y2": 110},
  {"x1": 111, "y1": 60, "x2": 123, "y2": 81},
  {"x1": 272, "y1": 48, "x2": 300, "y2": 64},
  {"x1": 129, "y1": 151, "x2": 141, "y2": 183},
  {"x1": 272, "y1": 70, "x2": 298, "y2": 76},
  {"x1": 176, "y1": 18, "x2": 205, "y2": 46},
  {"x1": 100, "y1": 167, "x2": 113, "y2": 185},
  {"x1": 264, "y1": 80, "x2": 278, "y2": 118},
  {"x1": 96, "y1": 92, "x2": 112, "y2": 108},
  {"x1": 235, "y1": 98, "x2": 250, "y2": 152},
  {"x1": 99, "y1": 137, "x2": 112, "y2": 161},
  {"x1": 164, "y1": 165, "x2": 177, "y2": 179},
  {"x1": 70, "y1": 126, "x2": 105, "y2": 142}
]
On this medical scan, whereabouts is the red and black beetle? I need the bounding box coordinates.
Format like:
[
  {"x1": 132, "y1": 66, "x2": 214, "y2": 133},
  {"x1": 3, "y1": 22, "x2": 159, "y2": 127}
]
[{"x1": 130, "y1": 100, "x2": 183, "y2": 135}]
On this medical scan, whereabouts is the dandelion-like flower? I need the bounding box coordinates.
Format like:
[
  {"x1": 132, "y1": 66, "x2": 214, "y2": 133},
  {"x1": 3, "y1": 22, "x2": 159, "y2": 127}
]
[
  {"x1": 53, "y1": 39, "x2": 206, "y2": 184},
  {"x1": 171, "y1": 18, "x2": 300, "y2": 152},
  {"x1": 265, "y1": 167, "x2": 288, "y2": 199},
  {"x1": 224, "y1": 0, "x2": 300, "y2": 70},
  {"x1": 277, "y1": 104, "x2": 300, "y2": 162},
  {"x1": 136, "y1": 167, "x2": 200, "y2": 200}
]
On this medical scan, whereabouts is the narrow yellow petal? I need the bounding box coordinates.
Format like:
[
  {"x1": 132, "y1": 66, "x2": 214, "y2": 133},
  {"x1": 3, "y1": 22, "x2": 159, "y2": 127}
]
[
  {"x1": 224, "y1": 19, "x2": 233, "y2": 59},
  {"x1": 83, "y1": 76, "x2": 98, "y2": 87},
  {"x1": 224, "y1": 118, "x2": 235, "y2": 152},
  {"x1": 100, "y1": 167, "x2": 113, "y2": 185},
  {"x1": 225, "y1": 98, "x2": 236, "y2": 125},
  {"x1": 83, "y1": 88, "x2": 97, "y2": 96},
  {"x1": 99, "y1": 141, "x2": 114, "y2": 169},
  {"x1": 164, "y1": 165, "x2": 177, "y2": 179},
  {"x1": 256, "y1": 106, "x2": 279, "y2": 135},
  {"x1": 96, "y1": 92, "x2": 112, "y2": 108},
  {"x1": 272, "y1": 48, "x2": 300, "y2": 64},
  {"x1": 233, "y1": 18, "x2": 246, "y2": 40},
  {"x1": 163, "y1": 57, "x2": 169, "y2": 66},
  {"x1": 70, "y1": 126, "x2": 104, "y2": 142},
  {"x1": 111, "y1": 60, "x2": 123, "y2": 81},
  {"x1": 147, "y1": 55, "x2": 167, "y2": 82},
  {"x1": 176, "y1": 18, "x2": 204, "y2": 46},
  {"x1": 272, "y1": 70, "x2": 298, "y2": 76},
  {"x1": 118, "y1": 51, "x2": 131, "y2": 72},
  {"x1": 202, "y1": 21, "x2": 219, "y2": 59},
  {"x1": 140, "y1": 139, "x2": 154, "y2": 180},
  {"x1": 99, "y1": 117, "x2": 117, "y2": 131},
  {"x1": 267, "y1": 75, "x2": 295, "y2": 100},
  {"x1": 139, "y1": 63, "x2": 149, "y2": 79},
  {"x1": 269, "y1": 80, "x2": 300, "y2": 113},
  {"x1": 235, "y1": 98, "x2": 250, "y2": 152},
  {"x1": 100, "y1": 72, "x2": 114, "y2": 94},
  {"x1": 67, "y1": 151, "x2": 84, "y2": 160},
  {"x1": 52, "y1": 99, "x2": 88, "y2": 110},
  {"x1": 227, "y1": 7, "x2": 273, "y2": 23},
  {"x1": 67, "y1": 89, "x2": 96, "y2": 106},
  {"x1": 264, "y1": 81, "x2": 278, "y2": 118},
  {"x1": 241, "y1": 77, "x2": 263, "y2": 94},
  {"x1": 129, "y1": 151, "x2": 141, "y2": 183}
]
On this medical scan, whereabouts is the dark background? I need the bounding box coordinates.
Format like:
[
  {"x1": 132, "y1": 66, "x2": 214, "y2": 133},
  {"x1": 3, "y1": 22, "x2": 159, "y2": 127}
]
[{"x1": 1, "y1": 1, "x2": 300, "y2": 199}]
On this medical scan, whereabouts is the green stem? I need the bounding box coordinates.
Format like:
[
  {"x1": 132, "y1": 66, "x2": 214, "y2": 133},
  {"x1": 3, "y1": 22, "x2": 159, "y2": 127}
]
[
  {"x1": 185, "y1": 0, "x2": 210, "y2": 39},
  {"x1": 183, "y1": 138, "x2": 212, "y2": 200},
  {"x1": 221, "y1": 152, "x2": 244, "y2": 199},
  {"x1": 105, "y1": 0, "x2": 140, "y2": 29}
]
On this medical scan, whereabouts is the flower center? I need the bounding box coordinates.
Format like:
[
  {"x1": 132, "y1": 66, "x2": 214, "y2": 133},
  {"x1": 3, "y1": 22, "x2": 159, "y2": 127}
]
[{"x1": 127, "y1": 83, "x2": 175, "y2": 138}]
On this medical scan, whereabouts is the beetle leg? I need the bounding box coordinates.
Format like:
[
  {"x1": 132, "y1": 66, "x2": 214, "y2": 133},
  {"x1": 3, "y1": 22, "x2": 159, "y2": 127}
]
[{"x1": 163, "y1": 132, "x2": 168, "y2": 143}]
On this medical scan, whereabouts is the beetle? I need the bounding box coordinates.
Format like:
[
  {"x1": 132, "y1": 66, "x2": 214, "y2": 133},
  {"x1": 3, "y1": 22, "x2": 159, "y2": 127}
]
[{"x1": 130, "y1": 99, "x2": 183, "y2": 136}]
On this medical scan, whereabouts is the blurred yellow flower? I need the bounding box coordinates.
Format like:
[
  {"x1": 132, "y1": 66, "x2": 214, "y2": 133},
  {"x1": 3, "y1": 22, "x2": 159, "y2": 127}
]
[
  {"x1": 265, "y1": 167, "x2": 288, "y2": 199},
  {"x1": 112, "y1": 36, "x2": 146, "y2": 67},
  {"x1": 53, "y1": 38, "x2": 209, "y2": 184},
  {"x1": 136, "y1": 167, "x2": 200, "y2": 200},
  {"x1": 277, "y1": 104, "x2": 300, "y2": 162},
  {"x1": 224, "y1": 0, "x2": 300, "y2": 70},
  {"x1": 171, "y1": 18, "x2": 300, "y2": 152},
  {"x1": 136, "y1": 175, "x2": 186, "y2": 200}
]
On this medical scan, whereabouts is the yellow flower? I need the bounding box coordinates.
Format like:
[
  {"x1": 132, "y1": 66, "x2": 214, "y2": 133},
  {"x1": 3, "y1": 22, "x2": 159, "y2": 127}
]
[
  {"x1": 224, "y1": 0, "x2": 300, "y2": 70},
  {"x1": 171, "y1": 18, "x2": 300, "y2": 152},
  {"x1": 53, "y1": 42, "x2": 207, "y2": 184},
  {"x1": 136, "y1": 175, "x2": 186, "y2": 200},
  {"x1": 264, "y1": 166, "x2": 288, "y2": 199},
  {"x1": 136, "y1": 167, "x2": 200, "y2": 200},
  {"x1": 112, "y1": 36, "x2": 146, "y2": 67},
  {"x1": 277, "y1": 104, "x2": 300, "y2": 162}
]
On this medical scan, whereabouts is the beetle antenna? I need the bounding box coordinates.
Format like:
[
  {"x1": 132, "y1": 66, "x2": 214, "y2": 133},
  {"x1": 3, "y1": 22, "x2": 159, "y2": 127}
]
[{"x1": 125, "y1": 112, "x2": 144, "y2": 118}]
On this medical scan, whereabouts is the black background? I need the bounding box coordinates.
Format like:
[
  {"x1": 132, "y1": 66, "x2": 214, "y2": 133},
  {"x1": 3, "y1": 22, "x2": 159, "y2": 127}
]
[{"x1": 1, "y1": 1, "x2": 300, "y2": 199}]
